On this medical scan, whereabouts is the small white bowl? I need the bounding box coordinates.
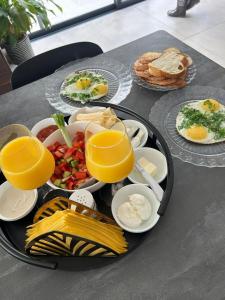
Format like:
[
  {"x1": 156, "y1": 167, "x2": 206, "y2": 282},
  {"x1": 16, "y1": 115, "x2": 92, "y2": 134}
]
[
  {"x1": 31, "y1": 117, "x2": 57, "y2": 139},
  {"x1": 123, "y1": 119, "x2": 148, "y2": 148},
  {"x1": 111, "y1": 184, "x2": 160, "y2": 233},
  {"x1": 43, "y1": 121, "x2": 105, "y2": 193},
  {"x1": 128, "y1": 147, "x2": 168, "y2": 184},
  {"x1": 0, "y1": 181, "x2": 38, "y2": 221},
  {"x1": 68, "y1": 107, "x2": 106, "y2": 125}
]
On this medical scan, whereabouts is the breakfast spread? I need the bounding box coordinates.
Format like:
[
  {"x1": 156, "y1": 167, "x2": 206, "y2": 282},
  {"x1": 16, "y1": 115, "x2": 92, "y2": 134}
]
[
  {"x1": 0, "y1": 97, "x2": 168, "y2": 260},
  {"x1": 117, "y1": 193, "x2": 152, "y2": 228},
  {"x1": 134, "y1": 47, "x2": 193, "y2": 89},
  {"x1": 60, "y1": 71, "x2": 108, "y2": 103},
  {"x1": 176, "y1": 98, "x2": 225, "y2": 144}
]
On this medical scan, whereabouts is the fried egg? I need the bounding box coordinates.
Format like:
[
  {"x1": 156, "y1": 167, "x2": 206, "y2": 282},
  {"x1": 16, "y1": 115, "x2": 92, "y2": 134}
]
[
  {"x1": 176, "y1": 99, "x2": 225, "y2": 144},
  {"x1": 61, "y1": 71, "x2": 108, "y2": 103}
]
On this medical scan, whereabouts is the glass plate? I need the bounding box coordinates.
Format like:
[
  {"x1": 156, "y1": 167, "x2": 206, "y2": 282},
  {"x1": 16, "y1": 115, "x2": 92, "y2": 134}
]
[
  {"x1": 132, "y1": 62, "x2": 197, "y2": 92},
  {"x1": 45, "y1": 57, "x2": 132, "y2": 114},
  {"x1": 149, "y1": 85, "x2": 225, "y2": 167}
]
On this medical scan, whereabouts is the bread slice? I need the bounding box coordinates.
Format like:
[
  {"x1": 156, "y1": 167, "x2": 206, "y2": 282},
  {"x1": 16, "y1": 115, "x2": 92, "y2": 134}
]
[
  {"x1": 164, "y1": 47, "x2": 181, "y2": 54},
  {"x1": 148, "y1": 51, "x2": 186, "y2": 79},
  {"x1": 141, "y1": 52, "x2": 161, "y2": 61}
]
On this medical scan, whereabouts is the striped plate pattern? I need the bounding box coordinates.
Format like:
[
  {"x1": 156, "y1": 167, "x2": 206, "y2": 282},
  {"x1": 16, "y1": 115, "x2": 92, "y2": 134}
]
[{"x1": 26, "y1": 231, "x2": 117, "y2": 257}]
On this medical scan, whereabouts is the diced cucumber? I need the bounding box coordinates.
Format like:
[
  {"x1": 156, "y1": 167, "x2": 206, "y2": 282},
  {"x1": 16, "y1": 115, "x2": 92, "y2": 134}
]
[
  {"x1": 54, "y1": 179, "x2": 61, "y2": 187},
  {"x1": 70, "y1": 160, "x2": 78, "y2": 167},
  {"x1": 63, "y1": 171, "x2": 71, "y2": 178},
  {"x1": 66, "y1": 157, "x2": 73, "y2": 163},
  {"x1": 60, "y1": 183, "x2": 66, "y2": 189}
]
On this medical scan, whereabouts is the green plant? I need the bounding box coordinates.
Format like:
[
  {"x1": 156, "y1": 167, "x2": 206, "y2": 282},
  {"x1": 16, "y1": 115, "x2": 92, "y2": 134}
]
[{"x1": 0, "y1": 0, "x2": 62, "y2": 45}]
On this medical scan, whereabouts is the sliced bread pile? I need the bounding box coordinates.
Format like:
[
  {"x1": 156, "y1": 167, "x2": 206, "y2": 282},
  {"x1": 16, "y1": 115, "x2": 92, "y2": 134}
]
[{"x1": 134, "y1": 47, "x2": 192, "y2": 89}]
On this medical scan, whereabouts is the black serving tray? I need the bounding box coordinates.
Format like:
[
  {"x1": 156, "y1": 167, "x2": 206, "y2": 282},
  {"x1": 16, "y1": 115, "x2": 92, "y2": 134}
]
[{"x1": 0, "y1": 103, "x2": 174, "y2": 269}]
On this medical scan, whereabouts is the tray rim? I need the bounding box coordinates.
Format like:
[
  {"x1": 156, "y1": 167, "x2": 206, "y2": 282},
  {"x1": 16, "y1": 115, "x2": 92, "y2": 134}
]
[{"x1": 0, "y1": 102, "x2": 174, "y2": 269}]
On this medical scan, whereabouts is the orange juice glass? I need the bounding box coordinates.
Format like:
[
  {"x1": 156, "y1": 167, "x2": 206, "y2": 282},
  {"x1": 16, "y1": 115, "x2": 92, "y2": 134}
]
[
  {"x1": 85, "y1": 119, "x2": 134, "y2": 183},
  {"x1": 0, "y1": 136, "x2": 55, "y2": 190}
]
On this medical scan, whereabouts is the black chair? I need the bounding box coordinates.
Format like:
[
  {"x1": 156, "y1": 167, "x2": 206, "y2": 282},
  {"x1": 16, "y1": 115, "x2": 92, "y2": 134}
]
[{"x1": 11, "y1": 42, "x2": 103, "y2": 89}]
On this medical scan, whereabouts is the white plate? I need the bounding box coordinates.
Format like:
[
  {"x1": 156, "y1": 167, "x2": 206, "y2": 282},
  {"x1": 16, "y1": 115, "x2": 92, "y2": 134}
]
[
  {"x1": 122, "y1": 119, "x2": 148, "y2": 149},
  {"x1": 128, "y1": 147, "x2": 167, "y2": 184},
  {"x1": 111, "y1": 184, "x2": 160, "y2": 233},
  {"x1": 43, "y1": 121, "x2": 105, "y2": 193}
]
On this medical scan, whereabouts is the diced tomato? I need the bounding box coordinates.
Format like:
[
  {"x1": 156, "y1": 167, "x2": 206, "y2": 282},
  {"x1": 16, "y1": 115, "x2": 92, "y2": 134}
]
[
  {"x1": 47, "y1": 145, "x2": 56, "y2": 152},
  {"x1": 73, "y1": 131, "x2": 84, "y2": 143},
  {"x1": 54, "y1": 141, "x2": 61, "y2": 149},
  {"x1": 59, "y1": 162, "x2": 70, "y2": 172},
  {"x1": 72, "y1": 141, "x2": 80, "y2": 148},
  {"x1": 54, "y1": 150, "x2": 64, "y2": 158},
  {"x1": 67, "y1": 181, "x2": 74, "y2": 190},
  {"x1": 74, "y1": 171, "x2": 87, "y2": 179},
  {"x1": 51, "y1": 175, "x2": 58, "y2": 182},
  {"x1": 54, "y1": 166, "x2": 62, "y2": 176},
  {"x1": 57, "y1": 146, "x2": 66, "y2": 153},
  {"x1": 49, "y1": 131, "x2": 90, "y2": 189},
  {"x1": 74, "y1": 151, "x2": 85, "y2": 161},
  {"x1": 64, "y1": 147, "x2": 76, "y2": 159}
]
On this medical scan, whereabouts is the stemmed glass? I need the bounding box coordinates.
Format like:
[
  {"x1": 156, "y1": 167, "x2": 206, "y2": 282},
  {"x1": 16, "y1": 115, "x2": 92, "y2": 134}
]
[
  {"x1": 85, "y1": 118, "x2": 134, "y2": 183},
  {"x1": 0, "y1": 136, "x2": 55, "y2": 190}
]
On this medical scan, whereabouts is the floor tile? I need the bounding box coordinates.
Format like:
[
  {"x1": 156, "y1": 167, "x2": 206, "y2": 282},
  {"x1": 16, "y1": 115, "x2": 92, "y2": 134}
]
[
  {"x1": 138, "y1": 0, "x2": 225, "y2": 39},
  {"x1": 185, "y1": 22, "x2": 225, "y2": 66},
  {"x1": 31, "y1": 0, "x2": 225, "y2": 68},
  {"x1": 183, "y1": 39, "x2": 225, "y2": 68}
]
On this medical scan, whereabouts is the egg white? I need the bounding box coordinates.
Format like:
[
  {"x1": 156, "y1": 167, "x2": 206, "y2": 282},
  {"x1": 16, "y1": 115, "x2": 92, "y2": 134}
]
[
  {"x1": 176, "y1": 100, "x2": 225, "y2": 144},
  {"x1": 61, "y1": 72, "x2": 108, "y2": 102}
]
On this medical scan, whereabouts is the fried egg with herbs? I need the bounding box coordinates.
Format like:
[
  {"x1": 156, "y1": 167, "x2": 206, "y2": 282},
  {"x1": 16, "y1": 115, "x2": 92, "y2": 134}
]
[
  {"x1": 60, "y1": 71, "x2": 108, "y2": 104},
  {"x1": 176, "y1": 99, "x2": 225, "y2": 144}
]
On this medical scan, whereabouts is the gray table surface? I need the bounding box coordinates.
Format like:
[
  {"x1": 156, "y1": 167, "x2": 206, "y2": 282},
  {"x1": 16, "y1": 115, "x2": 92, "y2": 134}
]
[{"x1": 1, "y1": 30, "x2": 225, "y2": 300}]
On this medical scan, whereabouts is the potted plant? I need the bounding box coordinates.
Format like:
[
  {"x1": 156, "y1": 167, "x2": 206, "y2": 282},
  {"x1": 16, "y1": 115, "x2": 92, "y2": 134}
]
[{"x1": 0, "y1": 0, "x2": 62, "y2": 65}]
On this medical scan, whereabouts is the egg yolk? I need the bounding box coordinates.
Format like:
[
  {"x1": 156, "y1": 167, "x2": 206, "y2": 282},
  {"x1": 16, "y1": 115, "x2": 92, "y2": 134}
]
[
  {"x1": 186, "y1": 125, "x2": 208, "y2": 140},
  {"x1": 201, "y1": 99, "x2": 220, "y2": 112},
  {"x1": 75, "y1": 77, "x2": 91, "y2": 90},
  {"x1": 93, "y1": 83, "x2": 108, "y2": 95}
]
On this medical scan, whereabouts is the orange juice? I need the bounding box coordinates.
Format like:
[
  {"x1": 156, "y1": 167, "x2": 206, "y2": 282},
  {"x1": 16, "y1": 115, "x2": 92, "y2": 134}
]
[
  {"x1": 86, "y1": 130, "x2": 134, "y2": 183},
  {"x1": 0, "y1": 136, "x2": 55, "y2": 189}
]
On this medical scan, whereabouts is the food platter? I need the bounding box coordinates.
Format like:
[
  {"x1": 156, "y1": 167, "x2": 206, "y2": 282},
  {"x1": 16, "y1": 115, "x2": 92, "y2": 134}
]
[
  {"x1": 132, "y1": 47, "x2": 197, "y2": 92},
  {"x1": 149, "y1": 85, "x2": 225, "y2": 167},
  {"x1": 0, "y1": 103, "x2": 174, "y2": 269},
  {"x1": 132, "y1": 63, "x2": 197, "y2": 92},
  {"x1": 45, "y1": 57, "x2": 132, "y2": 114}
]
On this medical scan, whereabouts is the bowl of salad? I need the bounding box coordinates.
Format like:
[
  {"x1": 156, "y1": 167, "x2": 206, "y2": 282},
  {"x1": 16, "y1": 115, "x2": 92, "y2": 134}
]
[{"x1": 43, "y1": 118, "x2": 105, "y2": 193}]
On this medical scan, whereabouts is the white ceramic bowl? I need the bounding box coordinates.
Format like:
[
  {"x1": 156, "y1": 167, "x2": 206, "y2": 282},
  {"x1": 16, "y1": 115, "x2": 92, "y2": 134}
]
[
  {"x1": 111, "y1": 184, "x2": 160, "y2": 233},
  {"x1": 128, "y1": 147, "x2": 168, "y2": 184},
  {"x1": 31, "y1": 117, "x2": 58, "y2": 139},
  {"x1": 0, "y1": 181, "x2": 38, "y2": 221},
  {"x1": 68, "y1": 107, "x2": 106, "y2": 125},
  {"x1": 43, "y1": 121, "x2": 105, "y2": 193},
  {"x1": 122, "y1": 119, "x2": 148, "y2": 148}
]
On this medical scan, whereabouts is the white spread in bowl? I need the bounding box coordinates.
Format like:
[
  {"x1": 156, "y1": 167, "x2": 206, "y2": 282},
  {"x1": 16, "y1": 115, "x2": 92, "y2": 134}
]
[{"x1": 0, "y1": 181, "x2": 37, "y2": 221}]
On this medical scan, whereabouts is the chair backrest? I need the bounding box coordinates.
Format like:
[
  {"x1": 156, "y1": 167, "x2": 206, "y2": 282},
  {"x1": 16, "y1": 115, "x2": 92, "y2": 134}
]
[{"x1": 11, "y1": 42, "x2": 103, "y2": 89}]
